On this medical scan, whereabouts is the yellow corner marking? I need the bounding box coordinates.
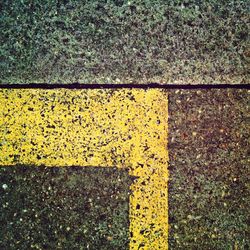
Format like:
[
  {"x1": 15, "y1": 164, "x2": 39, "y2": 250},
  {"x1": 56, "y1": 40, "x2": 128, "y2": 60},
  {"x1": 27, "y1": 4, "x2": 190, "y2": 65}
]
[{"x1": 0, "y1": 89, "x2": 168, "y2": 249}]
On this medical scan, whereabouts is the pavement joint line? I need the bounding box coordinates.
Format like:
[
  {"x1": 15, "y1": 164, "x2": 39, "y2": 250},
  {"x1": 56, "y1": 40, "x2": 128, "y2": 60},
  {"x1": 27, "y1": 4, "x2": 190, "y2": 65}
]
[
  {"x1": 0, "y1": 83, "x2": 249, "y2": 89},
  {"x1": 0, "y1": 88, "x2": 169, "y2": 249}
]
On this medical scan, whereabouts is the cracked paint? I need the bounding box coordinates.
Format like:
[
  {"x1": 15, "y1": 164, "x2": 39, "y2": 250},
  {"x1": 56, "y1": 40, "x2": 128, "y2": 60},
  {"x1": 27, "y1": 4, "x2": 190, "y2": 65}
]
[{"x1": 0, "y1": 88, "x2": 168, "y2": 249}]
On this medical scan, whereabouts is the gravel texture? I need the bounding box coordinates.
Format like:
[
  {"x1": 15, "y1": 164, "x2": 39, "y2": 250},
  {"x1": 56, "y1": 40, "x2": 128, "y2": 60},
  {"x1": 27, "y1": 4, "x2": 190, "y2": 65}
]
[
  {"x1": 0, "y1": 166, "x2": 132, "y2": 250},
  {"x1": 1, "y1": 0, "x2": 249, "y2": 84},
  {"x1": 0, "y1": 88, "x2": 169, "y2": 249},
  {"x1": 168, "y1": 89, "x2": 250, "y2": 249}
]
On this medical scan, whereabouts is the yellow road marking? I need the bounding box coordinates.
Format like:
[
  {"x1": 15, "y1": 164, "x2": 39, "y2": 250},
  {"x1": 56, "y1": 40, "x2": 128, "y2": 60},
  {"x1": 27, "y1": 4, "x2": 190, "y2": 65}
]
[{"x1": 0, "y1": 89, "x2": 168, "y2": 249}]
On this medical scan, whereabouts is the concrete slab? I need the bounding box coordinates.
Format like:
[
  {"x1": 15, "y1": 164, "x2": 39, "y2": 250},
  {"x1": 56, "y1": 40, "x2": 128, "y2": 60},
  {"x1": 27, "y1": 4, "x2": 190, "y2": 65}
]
[
  {"x1": 168, "y1": 89, "x2": 250, "y2": 249},
  {"x1": 0, "y1": 166, "x2": 132, "y2": 249},
  {"x1": 1, "y1": 1, "x2": 249, "y2": 84}
]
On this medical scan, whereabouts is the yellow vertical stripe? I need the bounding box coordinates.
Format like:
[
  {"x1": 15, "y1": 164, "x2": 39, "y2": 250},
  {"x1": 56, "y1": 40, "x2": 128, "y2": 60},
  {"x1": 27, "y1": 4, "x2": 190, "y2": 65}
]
[{"x1": 0, "y1": 88, "x2": 168, "y2": 249}]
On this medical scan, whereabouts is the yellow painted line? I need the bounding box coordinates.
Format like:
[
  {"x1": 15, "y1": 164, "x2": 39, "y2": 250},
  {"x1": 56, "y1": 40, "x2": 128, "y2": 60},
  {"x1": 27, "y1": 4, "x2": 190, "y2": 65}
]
[{"x1": 0, "y1": 89, "x2": 169, "y2": 249}]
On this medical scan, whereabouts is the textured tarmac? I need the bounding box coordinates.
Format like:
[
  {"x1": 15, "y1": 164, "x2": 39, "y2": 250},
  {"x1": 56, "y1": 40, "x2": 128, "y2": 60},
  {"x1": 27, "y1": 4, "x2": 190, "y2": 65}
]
[
  {"x1": 0, "y1": 89, "x2": 169, "y2": 249},
  {"x1": 0, "y1": 166, "x2": 132, "y2": 250},
  {"x1": 0, "y1": 88, "x2": 249, "y2": 249},
  {"x1": 1, "y1": 1, "x2": 249, "y2": 84},
  {"x1": 168, "y1": 89, "x2": 250, "y2": 249}
]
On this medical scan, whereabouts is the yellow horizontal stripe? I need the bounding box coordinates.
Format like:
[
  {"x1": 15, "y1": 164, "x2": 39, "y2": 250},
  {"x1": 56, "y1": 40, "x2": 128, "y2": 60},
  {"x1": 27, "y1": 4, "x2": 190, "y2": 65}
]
[{"x1": 0, "y1": 88, "x2": 168, "y2": 249}]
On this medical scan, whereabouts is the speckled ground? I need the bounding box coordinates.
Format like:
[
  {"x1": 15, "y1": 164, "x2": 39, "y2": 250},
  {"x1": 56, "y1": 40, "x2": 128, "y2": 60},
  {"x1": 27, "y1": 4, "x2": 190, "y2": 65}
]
[
  {"x1": 0, "y1": 87, "x2": 249, "y2": 249},
  {"x1": 0, "y1": 88, "x2": 169, "y2": 249},
  {"x1": 1, "y1": 1, "x2": 249, "y2": 84},
  {"x1": 168, "y1": 89, "x2": 250, "y2": 249},
  {"x1": 0, "y1": 166, "x2": 132, "y2": 250}
]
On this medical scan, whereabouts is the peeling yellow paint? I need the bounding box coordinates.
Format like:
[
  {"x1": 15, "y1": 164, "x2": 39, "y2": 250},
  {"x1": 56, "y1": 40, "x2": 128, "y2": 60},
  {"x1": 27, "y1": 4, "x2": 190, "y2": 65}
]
[{"x1": 0, "y1": 89, "x2": 168, "y2": 249}]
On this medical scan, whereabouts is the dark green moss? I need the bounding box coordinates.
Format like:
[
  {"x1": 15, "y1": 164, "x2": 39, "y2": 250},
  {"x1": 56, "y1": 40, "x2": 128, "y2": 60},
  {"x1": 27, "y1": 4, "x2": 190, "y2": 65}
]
[
  {"x1": 0, "y1": 165, "x2": 133, "y2": 249},
  {"x1": 0, "y1": 0, "x2": 249, "y2": 84},
  {"x1": 168, "y1": 89, "x2": 250, "y2": 249}
]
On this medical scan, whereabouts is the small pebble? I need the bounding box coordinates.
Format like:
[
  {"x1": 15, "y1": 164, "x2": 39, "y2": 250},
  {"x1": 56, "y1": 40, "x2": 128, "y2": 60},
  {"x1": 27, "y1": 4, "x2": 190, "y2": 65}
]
[{"x1": 107, "y1": 236, "x2": 113, "y2": 241}]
